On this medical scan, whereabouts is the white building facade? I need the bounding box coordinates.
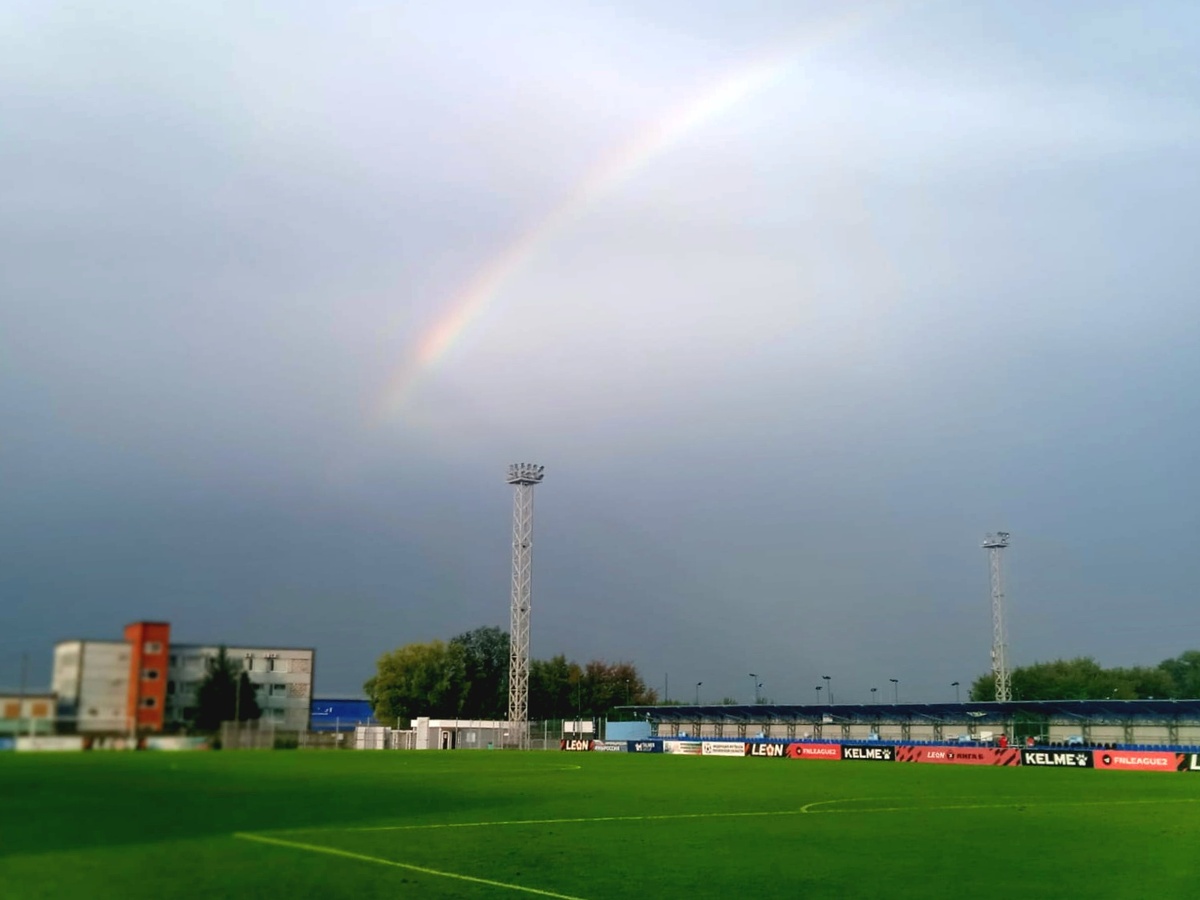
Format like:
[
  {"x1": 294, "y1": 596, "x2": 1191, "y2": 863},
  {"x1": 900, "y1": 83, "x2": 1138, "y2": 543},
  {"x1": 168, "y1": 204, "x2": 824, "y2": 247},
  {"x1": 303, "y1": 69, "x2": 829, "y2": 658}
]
[
  {"x1": 53, "y1": 640, "x2": 133, "y2": 733},
  {"x1": 165, "y1": 645, "x2": 314, "y2": 731}
]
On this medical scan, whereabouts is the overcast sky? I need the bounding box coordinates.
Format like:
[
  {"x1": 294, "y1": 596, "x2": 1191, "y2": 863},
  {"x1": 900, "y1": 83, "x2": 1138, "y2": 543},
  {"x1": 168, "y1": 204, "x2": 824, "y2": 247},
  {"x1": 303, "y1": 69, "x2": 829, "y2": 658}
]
[{"x1": 4, "y1": 1, "x2": 1199, "y2": 705}]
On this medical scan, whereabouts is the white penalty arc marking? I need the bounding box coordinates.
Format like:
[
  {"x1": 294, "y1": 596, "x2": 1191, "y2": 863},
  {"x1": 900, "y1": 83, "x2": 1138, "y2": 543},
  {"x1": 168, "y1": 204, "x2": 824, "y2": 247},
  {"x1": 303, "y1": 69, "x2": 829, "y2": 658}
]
[
  {"x1": 234, "y1": 832, "x2": 588, "y2": 900},
  {"x1": 330, "y1": 795, "x2": 1200, "y2": 834}
]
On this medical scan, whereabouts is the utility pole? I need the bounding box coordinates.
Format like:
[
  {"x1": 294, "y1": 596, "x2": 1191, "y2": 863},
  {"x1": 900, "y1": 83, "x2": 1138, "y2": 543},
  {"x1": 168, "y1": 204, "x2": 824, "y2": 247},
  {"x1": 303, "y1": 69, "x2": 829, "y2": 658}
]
[
  {"x1": 507, "y1": 463, "x2": 544, "y2": 750},
  {"x1": 982, "y1": 531, "x2": 1012, "y2": 702}
]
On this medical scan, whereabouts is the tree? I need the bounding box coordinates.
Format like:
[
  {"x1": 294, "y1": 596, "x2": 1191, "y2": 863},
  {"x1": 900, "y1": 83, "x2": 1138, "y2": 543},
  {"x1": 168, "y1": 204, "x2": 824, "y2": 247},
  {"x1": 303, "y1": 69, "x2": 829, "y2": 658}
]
[
  {"x1": 1158, "y1": 651, "x2": 1200, "y2": 698},
  {"x1": 970, "y1": 654, "x2": 1200, "y2": 701},
  {"x1": 451, "y1": 626, "x2": 509, "y2": 720},
  {"x1": 364, "y1": 628, "x2": 660, "y2": 725},
  {"x1": 364, "y1": 640, "x2": 466, "y2": 726},
  {"x1": 575, "y1": 660, "x2": 656, "y2": 719},
  {"x1": 193, "y1": 647, "x2": 261, "y2": 732},
  {"x1": 530, "y1": 655, "x2": 577, "y2": 720}
]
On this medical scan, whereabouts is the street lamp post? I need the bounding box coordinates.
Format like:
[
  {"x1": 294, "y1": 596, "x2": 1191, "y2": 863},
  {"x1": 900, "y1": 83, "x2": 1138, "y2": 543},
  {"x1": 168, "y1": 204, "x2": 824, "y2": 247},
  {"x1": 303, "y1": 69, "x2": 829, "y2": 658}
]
[
  {"x1": 890, "y1": 678, "x2": 900, "y2": 704},
  {"x1": 749, "y1": 673, "x2": 759, "y2": 705},
  {"x1": 695, "y1": 682, "x2": 702, "y2": 706},
  {"x1": 951, "y1": 681, "x2": 960, "y2": 703},
  {"x1": 822, "y1": 674, "x2": 833, "y2": 705}
]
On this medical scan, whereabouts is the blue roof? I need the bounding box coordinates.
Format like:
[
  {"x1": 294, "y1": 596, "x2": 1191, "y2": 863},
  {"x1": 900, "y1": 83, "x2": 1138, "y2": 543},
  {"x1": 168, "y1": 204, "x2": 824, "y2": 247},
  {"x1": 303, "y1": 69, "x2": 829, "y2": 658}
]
[{"x1": 623, "y1": 699, "x2": 1200, "y2": 724}]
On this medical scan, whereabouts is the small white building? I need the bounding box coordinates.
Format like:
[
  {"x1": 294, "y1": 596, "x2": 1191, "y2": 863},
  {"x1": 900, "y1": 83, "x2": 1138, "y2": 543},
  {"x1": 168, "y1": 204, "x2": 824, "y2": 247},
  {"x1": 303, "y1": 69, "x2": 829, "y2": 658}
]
[
  {"x1": 412, "y1": 717, "x2": 515, "y2": 750},
  {"x1": 1, "y1": 692, "x2": 56, "y2": 736}
]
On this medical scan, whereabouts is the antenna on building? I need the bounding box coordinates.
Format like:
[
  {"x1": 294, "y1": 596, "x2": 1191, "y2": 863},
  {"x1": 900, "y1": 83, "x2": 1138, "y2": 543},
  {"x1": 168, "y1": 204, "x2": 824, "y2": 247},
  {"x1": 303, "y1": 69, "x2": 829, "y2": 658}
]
[
  {"x1": 507, "y1": 463, "x2": 544, "y2": 750},
  {"x1": 982, "y1": 531, "x2": 1012, "y2": 702}
]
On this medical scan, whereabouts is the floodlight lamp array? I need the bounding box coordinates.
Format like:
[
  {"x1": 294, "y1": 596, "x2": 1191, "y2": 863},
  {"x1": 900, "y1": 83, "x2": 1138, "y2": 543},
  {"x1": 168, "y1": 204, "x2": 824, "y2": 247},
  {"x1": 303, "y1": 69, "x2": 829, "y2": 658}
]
[{"x1": 507, "y1": 463, "x2": 545, "y2": 485}]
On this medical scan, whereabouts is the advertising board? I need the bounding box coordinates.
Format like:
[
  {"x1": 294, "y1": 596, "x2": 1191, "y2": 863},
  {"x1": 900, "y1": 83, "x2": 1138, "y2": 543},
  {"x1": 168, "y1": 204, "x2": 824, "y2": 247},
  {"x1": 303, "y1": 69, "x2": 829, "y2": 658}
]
[
  {"x1": 841, "y1": 745, "x2": 895, "y2": 762},
  {"x1": 144, "y1": 737, "x2": 211, "y2": 751},
  {"x1": 1020, "y1": 749, "x2": 1093, "y2": 768},
  {"x1": 702, "y1": 740, "x2": 746, "y2": 757},
  {"x1": 744, "y1": 742, "x2": 788, "y2": 758},
  {"x1": 664, "y1": 740, "x2": 703, "y2": 755},
  {"x1": 0, "y1": 737, "x2": 14, "y2": 752},
  {"x1": 628, "y1": 740, "x2": 662, "y2": 753},
  {"x1": 787, "y1": 743, "x2": 843, "y2": 760},
  {"x1": 560, "y1": 739, "x2": 594, "y2": 752},
  {"x1": 1092, "y1": 751, "x2": 1180, "y2": 772},
  {"x1": 896, "y1": 746, "x2": 1019, "y2": 766},
  {"x1": 1184, "y1": 754, "x2": 1200, "y2": 772},
  {"x1": 592, "y1": 740, "x2": 626, "y2": 752},
  {"x1": 15, "y1": 736, "x2": 85, "y2": 752}
]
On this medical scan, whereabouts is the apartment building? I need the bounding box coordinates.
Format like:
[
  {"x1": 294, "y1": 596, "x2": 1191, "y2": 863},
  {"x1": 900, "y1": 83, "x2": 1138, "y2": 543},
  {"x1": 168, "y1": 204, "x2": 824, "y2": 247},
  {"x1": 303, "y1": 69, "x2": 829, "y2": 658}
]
[{"x1": 52, "y1": 621, "x2": 314, "y2": 733}]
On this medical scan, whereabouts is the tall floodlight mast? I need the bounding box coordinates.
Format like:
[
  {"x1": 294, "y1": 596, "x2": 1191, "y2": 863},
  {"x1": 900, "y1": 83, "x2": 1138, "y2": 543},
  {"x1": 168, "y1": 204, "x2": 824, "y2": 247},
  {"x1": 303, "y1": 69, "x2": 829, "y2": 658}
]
[
  {"x1": 507, "y1": 463, "x2": 545, "y2": 749},
  {"x1": 982, "y1": 531, "x2": 1012, "y2": 702}
]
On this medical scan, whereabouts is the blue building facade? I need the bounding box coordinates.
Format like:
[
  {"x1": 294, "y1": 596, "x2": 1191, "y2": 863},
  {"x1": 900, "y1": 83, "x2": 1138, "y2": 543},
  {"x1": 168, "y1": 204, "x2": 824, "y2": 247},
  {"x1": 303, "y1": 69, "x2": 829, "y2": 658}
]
[{"x1": 310, "y1": 699, "x2": 378, "y2": 732}]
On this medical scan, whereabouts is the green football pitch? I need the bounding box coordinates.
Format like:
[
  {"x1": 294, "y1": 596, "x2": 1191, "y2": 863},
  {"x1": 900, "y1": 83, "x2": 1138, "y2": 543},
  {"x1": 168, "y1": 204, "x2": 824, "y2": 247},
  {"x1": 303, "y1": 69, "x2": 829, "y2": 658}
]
[{"x1": 2, "y1": 751, "x2": 1198, "y2": 898}]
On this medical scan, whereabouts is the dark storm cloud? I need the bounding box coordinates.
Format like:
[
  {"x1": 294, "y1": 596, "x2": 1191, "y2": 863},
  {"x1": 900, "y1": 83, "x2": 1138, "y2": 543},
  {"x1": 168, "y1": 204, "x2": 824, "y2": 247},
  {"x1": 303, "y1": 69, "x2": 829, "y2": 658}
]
[{"x1": 3, "y1": 1, "x2": 1200, "y2": 703}]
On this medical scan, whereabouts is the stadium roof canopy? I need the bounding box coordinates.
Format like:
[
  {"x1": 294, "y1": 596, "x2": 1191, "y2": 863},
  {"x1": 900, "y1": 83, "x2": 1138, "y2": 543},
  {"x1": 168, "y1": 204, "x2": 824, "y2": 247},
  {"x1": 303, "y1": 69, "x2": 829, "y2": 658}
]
[{"x1": 620, "y1": 699, "x2": 1200, "y2": 724}]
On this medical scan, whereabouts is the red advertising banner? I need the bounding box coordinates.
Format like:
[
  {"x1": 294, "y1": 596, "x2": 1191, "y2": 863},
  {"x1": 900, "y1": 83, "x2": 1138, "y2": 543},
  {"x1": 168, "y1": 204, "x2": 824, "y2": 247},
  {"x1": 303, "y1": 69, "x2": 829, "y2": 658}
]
[
  {"x1": 1094, "y1": 751, "x2": 1181, "y2": 772},
  {"x1": 560, "y1": 739, "x2": 593, "y2": 752},
  {"x1": 786, "y1": 743, "x2": 842, "y2": 761},
  {"x1": 896, "y1": 746, "x2": 1020, "y2": 766}
]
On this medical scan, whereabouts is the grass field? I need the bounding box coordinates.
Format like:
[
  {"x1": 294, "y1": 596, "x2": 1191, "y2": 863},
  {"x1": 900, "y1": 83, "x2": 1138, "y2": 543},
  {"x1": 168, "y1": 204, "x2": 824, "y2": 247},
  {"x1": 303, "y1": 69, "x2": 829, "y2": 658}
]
[{"x1": 2, "y1": 750, "x2": 1198, "y2": 898}]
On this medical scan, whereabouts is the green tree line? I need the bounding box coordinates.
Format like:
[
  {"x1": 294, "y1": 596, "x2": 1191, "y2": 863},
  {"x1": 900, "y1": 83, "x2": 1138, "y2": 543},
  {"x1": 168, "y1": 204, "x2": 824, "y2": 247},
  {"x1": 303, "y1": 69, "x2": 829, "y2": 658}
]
[
  {"x1": 364, "y1": 626, "x2": 658, "y2": 726},
  {"x1": 970, "y1": 650, "x2": 1200, "y2": 701}
]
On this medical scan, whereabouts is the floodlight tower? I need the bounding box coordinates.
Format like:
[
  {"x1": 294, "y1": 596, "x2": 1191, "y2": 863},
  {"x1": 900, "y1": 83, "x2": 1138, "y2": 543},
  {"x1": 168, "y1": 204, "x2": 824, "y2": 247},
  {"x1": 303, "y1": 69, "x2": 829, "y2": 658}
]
[
  {"x1": 982, "y1": 531, "x2": 1012, "y2": 702},
  {"x1": 507, "y1": 463, "x2": 545, "y2": 749}
]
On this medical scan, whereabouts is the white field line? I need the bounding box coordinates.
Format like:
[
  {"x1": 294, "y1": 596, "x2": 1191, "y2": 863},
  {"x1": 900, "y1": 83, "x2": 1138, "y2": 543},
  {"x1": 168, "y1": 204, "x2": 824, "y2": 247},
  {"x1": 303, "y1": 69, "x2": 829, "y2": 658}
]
[
  {"x1": 234, "y1": 832, "x2": 588, "y2": 900},
  {"x1": 262, "y1": 795, "x2": 1200, "y2": 837}
]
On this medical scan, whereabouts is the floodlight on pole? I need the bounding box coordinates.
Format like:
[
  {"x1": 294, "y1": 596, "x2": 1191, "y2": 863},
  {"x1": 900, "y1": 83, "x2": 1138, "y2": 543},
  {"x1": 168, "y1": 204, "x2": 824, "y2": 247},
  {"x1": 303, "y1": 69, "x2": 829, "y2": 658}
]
[
  {"x1": 748, "y1": 673, "x2": 759, "y2": 705},
  {"x1": 951, "y1": 681, "x2": 961, "y2": 703},
  {"x1": 695, "y1": 682, "x2": 702, "y2": 705},
  {"x1": 890, "y1": 678, "x2": 899, "y2": 703},
  {"x1": 815, "y1": 685, "x2": 822, "y2": 704},
  {"x1": 982, "y1": 531, "x2": 1012, "y2": 702},
  {"x1": 870, "y1": 687, "x2": 878, "y2": 704},
  {"x1": 507, "y1": 462, "x2": 545, "y2": 750},
  {"x1": 822, "y1": 674, "x2": 832, "y2": 705}
]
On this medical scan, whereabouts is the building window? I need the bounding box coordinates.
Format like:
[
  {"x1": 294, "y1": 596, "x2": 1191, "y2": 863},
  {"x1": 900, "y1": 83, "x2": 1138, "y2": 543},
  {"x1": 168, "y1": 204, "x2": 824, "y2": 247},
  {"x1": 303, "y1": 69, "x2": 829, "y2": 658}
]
[
  {"x1": 141, "y1": 697, "x2": 157, "y2": 709},
  {"x1": 3, "y1": 702, "x2": 18, "y2": 719},
  {"x1": 270, "y1": 683, "x2": 287, "y2": 697},
  {"x1": 169, "y1": 654, "x2": 178, "y2": 666},
  {"x1": 245, "y1": 657, "x2": 254, "y2": 672},
  {"x1": 267, "y1": 658, "x2": 276, "y2": 672},
  {"x1": 144, "y1": 641, "x2": 163, "y2": 655},
  {"x1": 167, "y1": 680, "x2": 176, "y2": 695},
  {"x1": 142, "y1": 669, "x2": 160, "y2": 681},
  {"x1": 31, "y1": 702, "x2": 49, "y2": 717}
]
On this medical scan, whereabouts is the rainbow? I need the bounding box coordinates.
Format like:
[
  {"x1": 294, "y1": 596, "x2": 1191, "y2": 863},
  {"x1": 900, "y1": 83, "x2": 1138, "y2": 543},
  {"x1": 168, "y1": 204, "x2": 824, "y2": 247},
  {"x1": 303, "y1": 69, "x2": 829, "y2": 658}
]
[{"x1": 373, "y1": 3, "x2": 900, "y2": 421}]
